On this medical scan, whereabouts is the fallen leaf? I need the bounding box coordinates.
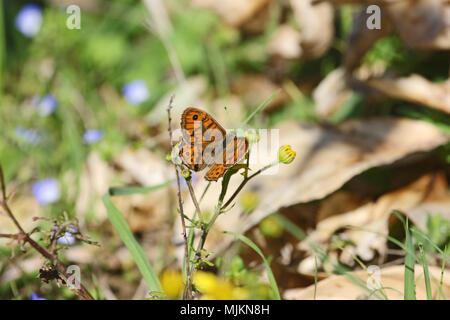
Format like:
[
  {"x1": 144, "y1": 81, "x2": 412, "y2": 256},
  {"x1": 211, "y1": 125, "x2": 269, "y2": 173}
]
[
  {"x1": 312, "y1": 67, "x2": 353, "y2": 117},
  {"x1": 385, "y1": 0, "x2": 450, "y2": 50},
  {"x1": 301, "y1": 173, "x2": 448, "y2": 264},
  {"x1": 290, "y1": 0, "x2": 334, "y2": 58},
  {"x1": 268, "y1": 24, "x2": 303, "y2": 59},
  {"x1": 367, "y1": 75, "x2": 450, "y2": 114}
]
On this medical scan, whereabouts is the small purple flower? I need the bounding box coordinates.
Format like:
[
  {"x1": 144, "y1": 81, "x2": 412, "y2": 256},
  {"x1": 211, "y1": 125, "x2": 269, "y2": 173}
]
[
  {"x1": 67, "y1": 226, "x2": 78, "y2": 233},
  {"x1": 57, "y1": 232, "x2": 75, "y2": 246},
  {"x1": 36, "y1": 94, "x2": 57, "y2": 117},
  {"x1": 15, "y1": 4, "x2": 43, "y2": 38},
  {"x1": 83, "y1": 129, "x2": 104, "y2": 144},
  {"x1": 32, "y1": 179, "x2": 60, "y2": 205},
  {"x1": 15, "y1": 126, "x2": 41, "y2": 146},
  {"x1": 30, "y1": 292, "x2": 46, "y2": 300},
  {"x1": 122, "y1": 80, "x2": 150, "y2": 106}
]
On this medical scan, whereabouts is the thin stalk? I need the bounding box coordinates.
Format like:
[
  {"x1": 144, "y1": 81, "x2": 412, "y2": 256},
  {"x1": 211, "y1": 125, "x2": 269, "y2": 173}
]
[{"x1": 166, "y1": 95, "x2": 192, "y2": 299}]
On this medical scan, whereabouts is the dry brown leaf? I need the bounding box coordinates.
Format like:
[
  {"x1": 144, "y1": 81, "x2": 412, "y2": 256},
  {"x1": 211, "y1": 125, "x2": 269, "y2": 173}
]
[
  {"x1": 76, "y1": 152, "x2": 113, "y2": 222},
  {"x1": 290, "y1": 0, "x2": 335, "y2": 58},
  {"x1": 301, "y1": 173, "x2": 448, "y2": 264},
  {"x1": 385, "y1": 0, "x2": 450, "y2": 49},
  {"x1": 112, "y1": 148, "x2": 174, "y2": 232},
  {"x1": 367, "y1": 75, "x2": 450, "y2": 114},
  {"x1": 344, "y1": 5, "x2": 394, "y2": 72},
  {"x1": 0, "y1": 194, "x2": 41, "y2": 237},
  {"x1": 406, "y1": 200, "x2": 450, "y2": 230},
  {"x1": 284, "y1": 265, "x2": 450, "y2": 299},
  {"x1": 191, "y1": 0, "x2": 273, "y2": 28},
  {"x1": 313, "y1": 67, "x2": 353, "y2": 117},
  {"x1": 230, "y1": 74, "x2": 288, "y2": 112},
  {"x1": 268, "y1": 24, "x2": 303, "y2": 59}
]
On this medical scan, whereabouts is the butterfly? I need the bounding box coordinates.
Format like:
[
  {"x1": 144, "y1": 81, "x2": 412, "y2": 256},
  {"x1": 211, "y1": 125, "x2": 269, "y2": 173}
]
[{"x1": 179, "y1": 107, "x2": 249, "y2": 181}]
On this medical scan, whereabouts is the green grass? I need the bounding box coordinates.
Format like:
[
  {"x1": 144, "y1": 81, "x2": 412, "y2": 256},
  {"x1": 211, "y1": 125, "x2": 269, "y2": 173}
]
[
  {"x1": 224, "y1": 231, "x2": 281, "y2": 300},
  {"x1": 102, "y1": 193, "x2": 162, "y2": 294}
]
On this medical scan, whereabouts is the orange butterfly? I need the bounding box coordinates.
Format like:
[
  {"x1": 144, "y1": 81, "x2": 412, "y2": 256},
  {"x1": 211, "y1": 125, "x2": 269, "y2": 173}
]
[{"x1": 179, "y1": 107, "x2": 249, "y2": 181}]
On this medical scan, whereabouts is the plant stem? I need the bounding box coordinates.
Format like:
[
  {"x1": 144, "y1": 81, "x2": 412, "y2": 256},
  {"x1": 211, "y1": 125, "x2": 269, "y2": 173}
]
[
  {"x1": 166, "y1": 95, "x2": 192, "y2": 299},
  {"x1": 221, "y1": 162, "x2": 277, "y2": 211}
]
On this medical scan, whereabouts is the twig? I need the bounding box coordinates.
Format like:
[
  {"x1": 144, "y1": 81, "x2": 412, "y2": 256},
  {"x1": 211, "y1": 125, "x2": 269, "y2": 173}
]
[
  {"x1": 0, "y1": 165, "x2": 94, "y2": 300},
  {"x1": 221, "y1": 162, "x2": 276, "y2": 211},
  {"x1": 199, "y1": 181, "x2": 211, "y2": 204},
  {"x1": 166, "y1": 94, "x2": 192, "y2": 299},
  {"x1": 186, "y1": 178, "x2": 201, "y2": 219}
]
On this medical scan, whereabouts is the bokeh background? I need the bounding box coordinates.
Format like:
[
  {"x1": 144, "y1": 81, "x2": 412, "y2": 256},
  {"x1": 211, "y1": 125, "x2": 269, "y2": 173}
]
[{"x1": 0, "y1": 0, "x2": 449, "y2": 300}]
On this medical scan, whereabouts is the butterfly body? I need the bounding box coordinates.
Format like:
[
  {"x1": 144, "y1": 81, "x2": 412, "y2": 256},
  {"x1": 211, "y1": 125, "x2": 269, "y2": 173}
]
[{"x1": 179, "y1": 107, "x2": 248, "y2": 181}]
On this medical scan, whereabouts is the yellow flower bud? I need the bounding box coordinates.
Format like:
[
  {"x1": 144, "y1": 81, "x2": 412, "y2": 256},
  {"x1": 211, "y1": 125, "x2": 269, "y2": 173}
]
[
  {"x1": 165, "y1": 153, "x2": 172, "y2": 162},
  {"x1": 240, "y1": 191, "x2": 259, "y2": 213},
  {"x1": 278, "y1": 145, "x2": 296, "y2": 164},
  {"x1": 259, "y1": 215, "x2": 283, "y2": 238},
  {"x1": 160, "y1": 269, "x2": 183, "y2": 299}
]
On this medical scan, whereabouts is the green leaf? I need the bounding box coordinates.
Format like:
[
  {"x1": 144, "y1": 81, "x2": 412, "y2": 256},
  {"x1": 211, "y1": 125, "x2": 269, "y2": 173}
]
[
  {"x1": 108, "y1": 179, "x2": 174, "y2": 196},
  {"x1": 102, "y1": 194, "x2": 162, "y2": 293},
  {"x1": 224, "y1": 231, "x2": 281, "y2": 300}
]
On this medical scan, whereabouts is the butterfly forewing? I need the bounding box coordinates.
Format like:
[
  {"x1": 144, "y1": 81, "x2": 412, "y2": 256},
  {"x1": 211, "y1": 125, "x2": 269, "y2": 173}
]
[{"x1": 180, "y1": 107, "x2": 226, "y2": 171}]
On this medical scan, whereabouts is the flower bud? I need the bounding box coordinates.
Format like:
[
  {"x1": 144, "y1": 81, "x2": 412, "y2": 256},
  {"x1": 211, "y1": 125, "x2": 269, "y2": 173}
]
[
  {"x1": 278, "y1": 145, "x2": 296, "y2": 164},
  {"x1": 259, "y1": 215, "x2": 283, "y2": 238},
  {"x1": 181, "y1": 168, "x2": 191, "y2": 179},
  {"x1": 240, "y1": 191, "x2": 259, "y2": 213}
]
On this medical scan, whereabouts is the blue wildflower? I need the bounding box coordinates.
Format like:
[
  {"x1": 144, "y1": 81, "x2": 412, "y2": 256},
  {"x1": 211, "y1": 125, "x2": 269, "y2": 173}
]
[
  {"x1": 15, "y1": 126, "x2": 41, "y2": 146},
  {"x1": 32, "y1": 179, "x2": 60, "y2": 205},
  {"x1": 57, "y1": 232, "x2": 75, "y2": 246},
  {"x1": 15, "y1": 4, "x2": 43, "y2": 38},
  {"x1": 122, "y1": 80, "x2": 150, "y2": 105},
  {"x1": 30, "y1": 292, "x2": 46, "y2": 300},
  {"x1": 83, "y1": 129, "x2": 104, "y2": 144},
  {"x1": 36, "y1": 94, "x2": 57, "y2": 117},
  {"x1": 67, "y1": 226, "x2": 78, "y2": 233}
]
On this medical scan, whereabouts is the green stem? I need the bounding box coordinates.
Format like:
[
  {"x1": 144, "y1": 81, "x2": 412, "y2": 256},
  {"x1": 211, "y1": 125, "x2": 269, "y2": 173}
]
[{"x1": 221, "y1": 162, "x2": 278, "y2": 211}]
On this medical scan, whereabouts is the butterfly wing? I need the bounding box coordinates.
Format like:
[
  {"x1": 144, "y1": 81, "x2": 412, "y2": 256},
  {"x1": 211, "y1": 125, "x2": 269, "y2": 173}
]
[
  {"x1": 205, "y1": 134, "x2": 248, "y2": 181},
  {"x1": 180, "y1": 107, "x2": 226, "y2": 171}
]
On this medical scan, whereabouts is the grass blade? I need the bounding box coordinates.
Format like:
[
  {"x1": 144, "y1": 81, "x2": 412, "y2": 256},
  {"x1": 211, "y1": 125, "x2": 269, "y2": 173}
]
[
  {"x1": 102, "y1": 193, "x2": 162, "y2": 293},
  {"x1": 242, "y1": 89, "x2": 280, "y2": 125},
  {"x1": 108, "y1": 179, "x2": 174, "y2": 196},
  {"x1": 273, "y1": 212, "x2": 307, "y2": 240},
  {"x1": 314, "y1": 255, "x2": 318, "y2": 300},
  {"x1": 418, "y1": 243, "x2": 432, "y2": 300},
  {"x1": 439, "y1": 245, "x2": 447, "y2": 300},
  {"x1": 225, "y1": 231, "x2": 281, "y2": 300},
  {"x1": 404, "y1": 218, "x2": 416, "y2": 300}
]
